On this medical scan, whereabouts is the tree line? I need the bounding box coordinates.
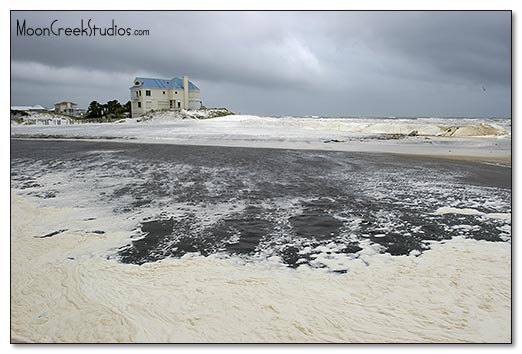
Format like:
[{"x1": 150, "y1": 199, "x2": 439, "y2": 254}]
[{"x1": 85, "y1": 100, "x2": 131, "y2": 119}]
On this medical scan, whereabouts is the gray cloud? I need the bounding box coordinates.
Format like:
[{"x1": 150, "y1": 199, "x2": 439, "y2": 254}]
[{"x1": 10, "y1": 11, "x2": 511, "y2": 117}]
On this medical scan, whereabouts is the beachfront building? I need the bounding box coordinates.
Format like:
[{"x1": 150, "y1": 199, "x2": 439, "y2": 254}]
[
  {"x1": 130, "y1": 76, "x2": 202, "y2": 117},
  {"x1": 55, "y1": 101, "x2": 79, "y2": 116},
  {"x1": 21, "y1": 115, "x2": 73, "y2": 126},
  {"x1": 11, "y1": 105, "x2": 47, "y2": 112}
]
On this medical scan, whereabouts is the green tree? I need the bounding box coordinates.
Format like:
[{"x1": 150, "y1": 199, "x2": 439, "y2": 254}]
[
  {"x1": 86, "y1": 101, "x2": 103, "y2": 118},
  {"x1": 86, "y1": 99, "x2": 129, "y2": 120},
  {"x1": 106, "y1": 100, "x2": 122, "y2": 116}
]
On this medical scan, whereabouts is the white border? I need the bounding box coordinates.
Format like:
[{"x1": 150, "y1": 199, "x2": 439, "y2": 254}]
[{"x1": 3, "y1": 1, "x2": 518, "y2": 352}]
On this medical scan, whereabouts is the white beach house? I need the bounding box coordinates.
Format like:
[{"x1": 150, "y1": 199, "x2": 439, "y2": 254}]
[{"x1": 130, "y1": 76, "x2": 202, "y2": 117}]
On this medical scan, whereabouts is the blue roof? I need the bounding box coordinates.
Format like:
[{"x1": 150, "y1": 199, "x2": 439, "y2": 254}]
[{"x1": 131, "y1": 77, "x2": 200, "y2": 90}]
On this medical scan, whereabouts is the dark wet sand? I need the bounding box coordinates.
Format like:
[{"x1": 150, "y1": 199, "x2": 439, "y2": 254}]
[
  {"x1": 11, "y1": 139, "x2": 511, "y2": 268},
  {"x1": 11, "y1": 138, "x2": 511, "y2": 188}
]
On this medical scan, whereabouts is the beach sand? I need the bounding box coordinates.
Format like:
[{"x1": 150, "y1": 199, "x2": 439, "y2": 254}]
[
  {"x1": 10, "y1": 192, "x2": 511, "y2": 343},
  {"x1": 10, "y1": 136, "x2": 511, "y2": 343}
]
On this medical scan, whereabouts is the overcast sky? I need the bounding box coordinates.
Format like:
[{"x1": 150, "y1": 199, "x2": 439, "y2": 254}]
[{"x1": 11, "y1": 11, "x2": 511, "y2": 117}]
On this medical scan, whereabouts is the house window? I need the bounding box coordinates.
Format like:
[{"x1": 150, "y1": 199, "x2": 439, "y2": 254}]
[
  {"x1": 139, "y1": 90, "x2": 142, "y2": 96},
  {"x1": 177, "y1": 102, "x2": 181, "y2": 108},
  {"x1": 163, "y1": 91, "x2": 165, "y2": 95},
  {"x1": 146, "y1": 90, "x2": 151, "y2": 96},
  {"x1": 137, "y1": 102, "x2": 141, "y2": 108},
  {"x1": 136, "y1": 91, "x2": 139, "y2": 98},
  {"x1": 174, "y1": 91, "x2": 178, "y2": 95}
]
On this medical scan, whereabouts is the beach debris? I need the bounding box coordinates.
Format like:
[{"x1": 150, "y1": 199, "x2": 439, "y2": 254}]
[
  {"x1": 323, "y1": 139, "x2": 346, "y2": 143},
  {"x1": 34, "y1": 229, "x2": 68, "y2": 238},
  {"x1": 372, "y1": 134, "x2": 406, "y2": 140}
]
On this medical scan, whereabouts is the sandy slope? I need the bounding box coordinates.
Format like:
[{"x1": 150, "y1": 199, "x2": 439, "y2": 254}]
[{"x1": 11, "y1": 115, "x2": 511, "y2": 163}]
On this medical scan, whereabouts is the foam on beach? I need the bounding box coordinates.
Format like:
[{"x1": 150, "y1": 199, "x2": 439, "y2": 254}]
[
  {"x1": 433, "y1": 206, "x2": 512, "y2": 220},
  {"x1": 11, "y1": 193, "x2": 511, "y2": 343}
]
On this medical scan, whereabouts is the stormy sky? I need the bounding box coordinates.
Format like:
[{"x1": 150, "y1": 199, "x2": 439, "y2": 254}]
[{"x1": 11, "y1": 11, "x2": 511, "y2": 117}]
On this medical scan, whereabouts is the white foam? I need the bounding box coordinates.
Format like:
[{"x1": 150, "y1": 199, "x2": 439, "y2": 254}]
[
  {"x1": 11, "y1": 194, "x2": 511, "y2": 343},
  {"x1": 433, "y1": 207, "x2": 511, "y2": 220},
  {"x1": 10, "y1": 116, "x2": 511, "y2": 161}
]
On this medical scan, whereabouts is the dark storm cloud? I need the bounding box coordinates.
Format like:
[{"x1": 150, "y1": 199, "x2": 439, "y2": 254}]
[
  {"x1": 362, "y1": 11, "x2": 511, "y2": 86},
  {"x1": 11, "y1": 12, "x2": 324, "y2": 89},
  {"x1": 10, "y1": 11, "x2": 511, "y2": 116}
]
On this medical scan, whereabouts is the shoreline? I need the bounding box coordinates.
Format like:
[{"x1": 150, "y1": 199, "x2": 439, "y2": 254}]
[
  {"x1": 393, "y1": 152, "x2": 512, "y2": 167},
  {"x1": 10, "y1": 136, "x2": 511, "y2": 167}
]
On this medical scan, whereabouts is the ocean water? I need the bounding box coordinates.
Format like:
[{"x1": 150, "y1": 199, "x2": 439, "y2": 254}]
[{"x1": 10, "y1": 139, "x2": 512, "y2": 342}]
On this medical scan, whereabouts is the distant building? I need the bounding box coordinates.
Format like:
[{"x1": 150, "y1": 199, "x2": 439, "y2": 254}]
[
  {"x1": 130, "y1": 76, "x2": 202, "y2": 117},
  {"x1": 55, "y1": 101, "x2": 78, "y2": 116},
  {"x1": 11, "y1": 105, "x2": 47, "y2": 111},
  {"x1": 11, "y1": 104, "x2": 75, "y2": 125},
  {"x1": 21, "y1": 116, "x2": 73, "y2": 126},
  {"x1": 75, "y1": 108, "x2": 87, "y2": 118}
]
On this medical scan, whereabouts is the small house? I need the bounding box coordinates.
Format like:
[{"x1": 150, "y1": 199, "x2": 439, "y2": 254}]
[{"x1": 55, "y1": 101, "x2": 78, "y2": 116}]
